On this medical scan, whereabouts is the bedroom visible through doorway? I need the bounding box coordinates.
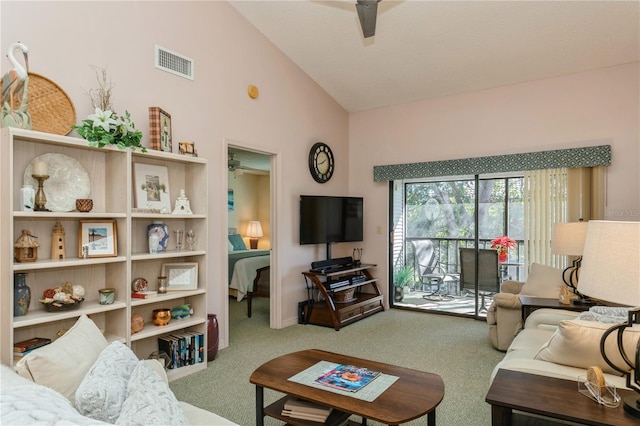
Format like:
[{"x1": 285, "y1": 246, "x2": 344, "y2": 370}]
[{"x1": 226, "y1": 146, "x2": 272, "y2": 327}]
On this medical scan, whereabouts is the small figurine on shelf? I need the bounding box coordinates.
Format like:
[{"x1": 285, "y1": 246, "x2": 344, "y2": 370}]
[
  {"x1": 14, "y1": 229, "x2": 39, "y2": 262},
  {"x1": 171, "y1": 304, "x2": 193, "y2": 319},
  {"x1": 186, "y1": 229, "x2": 196, "y2": 251},
  {"x1": 172, "y1": 189, "x2": 193, "y2": 215},
  {"x1": 51, "y1": 220, "x2": 66, "y2": 260},
  {"x1": 131, "y1": 313, "x2": 144, "y2": 334}
]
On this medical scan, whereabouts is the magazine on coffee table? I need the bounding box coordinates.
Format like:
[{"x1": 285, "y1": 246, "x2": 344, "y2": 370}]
[{"x1": 315, "y1": 364, "x2": 381, "y2": 392}]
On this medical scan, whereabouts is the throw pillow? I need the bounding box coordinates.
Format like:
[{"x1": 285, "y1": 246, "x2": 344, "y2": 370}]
[
  {"x1": 228, "y1": 233, "x2": 247, "y2": 251},
  {"x1": 577, "y1": 306, "x2": 631, "y2": 324},
  {"x1": 75, "y1": 341, "x2": 139, "y2": 423},
  {"x1": 14, "y1": 314, "x2": 108, "y2": 403},
  {"x1": 116, "y1": 361, "x2": 188, "y2": 426},
  {"x1": 519, "y1": 263, "x2": 565, "y2": 298},
  {"x1": 228, "y1": 240, "x2": 234, "y2": 252},
  {"x1": 534, "y1": 319, "x2": 640, "y2": 375},
  {"x1": 1, "y1": 365, "x2": 111, "y2": 426}
]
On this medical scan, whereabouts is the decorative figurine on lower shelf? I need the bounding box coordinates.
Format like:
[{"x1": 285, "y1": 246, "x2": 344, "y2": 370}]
[
  {"x1": 131, "y1": 313, "x2": 144, "y2": 334},
  {"x1": 14, "y1": 229, "x2": 39, "y2": 262},
  {"x1": 172, "y1": 189, "x2": 193, "y2": 215},
  {"x1": 171, "y1": 304, "x2": 193, "y2": 319}
]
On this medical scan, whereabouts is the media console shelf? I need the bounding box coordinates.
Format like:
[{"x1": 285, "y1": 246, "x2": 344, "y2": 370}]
[{"x1": 301, "y1": 263, "x2": 384, "y2": 331}]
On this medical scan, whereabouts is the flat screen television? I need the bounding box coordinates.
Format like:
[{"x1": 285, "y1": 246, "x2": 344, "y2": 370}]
[{"x1": 299, "y1": 195, "x2": 363, "y2": 259}]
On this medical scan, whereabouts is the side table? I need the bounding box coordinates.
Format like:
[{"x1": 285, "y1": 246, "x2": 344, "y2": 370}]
[
  {"x1": 486, "y1": 369, "x2": 637, "y2": 426},
  {"x1": 519, "y1": 296, "x2": 591, "y2": 323}
]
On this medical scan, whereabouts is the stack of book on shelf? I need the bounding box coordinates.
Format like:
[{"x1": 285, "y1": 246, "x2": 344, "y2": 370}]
[
  {"x1": 131, "y1": 290, "x2": 158, "y2": 299},
  {"x1": 281, "y1": 398, "x2": 333, "y2": 423},
  {"x1": 13, "y1": 337, "x2": 52, "y2": 360},
  {"x1": 157, "y1": 332, "x2": 205, "y2": 369}
]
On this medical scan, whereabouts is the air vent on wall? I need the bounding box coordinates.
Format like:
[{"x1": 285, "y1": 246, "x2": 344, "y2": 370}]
[{"x1": 155, "y1": 45, "x2": 194, "y2": 80}]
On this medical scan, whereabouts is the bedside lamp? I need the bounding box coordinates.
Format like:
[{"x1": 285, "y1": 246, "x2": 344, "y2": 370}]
[
  {"x1": 246, "y1": 221, "x2": 263, "y2": 250},
  {"x1": 552, "y1": 221, "x2": 588, "y2": 298},
  {"x1": 578, "y1": 220, "x2": 640, "y2": 418}
]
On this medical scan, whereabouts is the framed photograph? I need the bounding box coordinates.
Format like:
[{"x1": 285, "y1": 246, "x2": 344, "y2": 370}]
[
  {"x1": 148, "y1": 107, "x2": 172, "y2": 152},
  {"x1": 133, "y1": 163, "x2": 172, "y2": 212},
  {"x1": 178, "y1": 141, "x2": 197, "y2": 157},
  {"x1": 162, "y1": 262, "x2": 198, "y2": 291},
  {"x1": 78, "y1": 220, "x2": 117, "y2": 258}
]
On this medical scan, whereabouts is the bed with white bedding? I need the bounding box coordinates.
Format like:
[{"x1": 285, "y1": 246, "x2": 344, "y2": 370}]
[
  {"x1": 227, "y1": 229, "x2": 271, "y2": 300},
  {"x1": 228, "y1": 254, "x2": 270, "y2": 301}
]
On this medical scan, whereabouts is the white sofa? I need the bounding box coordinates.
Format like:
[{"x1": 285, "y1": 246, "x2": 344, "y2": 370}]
[
  {"x1": 491, "y1": 307, "x2": 635, "y2": 391},
  {"x1": 1, "y1": 315, "x2": 237, "y2": 426}
]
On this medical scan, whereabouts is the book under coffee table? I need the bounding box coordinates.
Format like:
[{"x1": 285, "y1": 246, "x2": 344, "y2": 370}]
[{"x1": 250, "y1": 349, "x2": 445, "y2": 426}]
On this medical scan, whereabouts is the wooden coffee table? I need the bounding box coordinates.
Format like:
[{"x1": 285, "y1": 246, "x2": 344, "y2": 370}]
[
  {"x1": 250, "y1": 349, "x2": 445, "y2": 426},
  {"x1": 486, "y1": 369, "x2": 638, "y2": 426}
]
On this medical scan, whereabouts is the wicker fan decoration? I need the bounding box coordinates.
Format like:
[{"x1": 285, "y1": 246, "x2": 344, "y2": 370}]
[{"x1": 21, "y1": 72, "x2": 76, "y2": 135}]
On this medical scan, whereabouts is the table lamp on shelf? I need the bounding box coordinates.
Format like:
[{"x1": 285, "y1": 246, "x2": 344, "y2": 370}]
[
  {"x1": 551, "y1": 221, "x2": 589, "y2": 301},
  {"x1": 246, "y1": 220, "x2": 263, "y2": 250},
  {"x1": 578, "y1": 220, "x2": 640, "y2": 418}
]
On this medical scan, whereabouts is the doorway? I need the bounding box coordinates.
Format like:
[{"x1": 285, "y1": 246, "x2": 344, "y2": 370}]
[{"x1": 226, "y1": 144, "x2": 275, "y2": 333}]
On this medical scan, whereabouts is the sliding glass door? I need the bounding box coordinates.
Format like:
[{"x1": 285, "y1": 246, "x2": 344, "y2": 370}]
[{"x1": 391, "y1": 175, "x2": 524, "y2": 318}]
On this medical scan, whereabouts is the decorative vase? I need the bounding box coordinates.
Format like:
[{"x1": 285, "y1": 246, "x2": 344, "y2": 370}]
[
  {"x1": 147, "y1": 221, "x2": 169, "y2": 253},
  {"x1": 498, "y1": 251, "x2": 508, "y2": 263},
  {"x1": 19, "y1": 184, "x2": 35, "y2": 212},
  {"x1": 152, "y1": 308, "x2": 172, "y2": 326},
  {"x1": 207, "y1": 313, "x2": 219, "y2": 361},
  {"x1": 13, "y1": 273, "x2": 31, "y2": 316}
]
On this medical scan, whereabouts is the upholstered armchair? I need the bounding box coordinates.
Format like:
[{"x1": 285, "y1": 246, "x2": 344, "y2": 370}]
[{"x1": 487, "y1": 263, "x2": 565, "y2": 351}]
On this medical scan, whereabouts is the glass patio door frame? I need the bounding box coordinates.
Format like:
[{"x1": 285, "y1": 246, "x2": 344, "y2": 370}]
[{"x1": 390, "y1": 172, "x2": 524, "y2": 319}]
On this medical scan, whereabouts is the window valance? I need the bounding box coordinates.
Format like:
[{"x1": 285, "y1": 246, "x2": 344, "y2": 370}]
[{"x1": 373, "y1": 145, "x2": 611, "y2": 182}]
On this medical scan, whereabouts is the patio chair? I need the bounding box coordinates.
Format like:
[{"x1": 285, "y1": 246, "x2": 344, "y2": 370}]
[
  {"x1": 247, "y1": 265, "x2": 270, "y2": 317},
  {"x1": 459, "y1": 248, "x2": 500, "y2": 312},
  {"x1": 411, "y1": 240, "x2": 455, "y2": 301}
]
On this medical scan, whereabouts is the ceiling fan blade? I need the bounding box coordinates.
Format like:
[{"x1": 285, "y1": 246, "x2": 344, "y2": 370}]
[{"x1": 356, "y1": 0, "x2": 380, "y2": 38}]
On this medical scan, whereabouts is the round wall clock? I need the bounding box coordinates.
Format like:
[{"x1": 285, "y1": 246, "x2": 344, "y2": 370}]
[{"x1": 308, "y1": 142, "x2": 334, "y2": 183}]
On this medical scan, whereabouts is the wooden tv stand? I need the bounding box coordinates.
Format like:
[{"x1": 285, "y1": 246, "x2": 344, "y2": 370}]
[{"x1": 301, "y1": 263, "x2": 384, "y2": 331}]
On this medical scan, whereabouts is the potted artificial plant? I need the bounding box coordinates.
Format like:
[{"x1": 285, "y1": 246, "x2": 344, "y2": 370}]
[{"x1": 393, "y1": 265, "x2": 413, "y2": 302}]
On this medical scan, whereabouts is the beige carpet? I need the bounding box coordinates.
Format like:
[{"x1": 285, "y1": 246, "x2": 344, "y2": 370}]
[{"x1": 170, "y1": 298, "x2": 573, "y2": 425}]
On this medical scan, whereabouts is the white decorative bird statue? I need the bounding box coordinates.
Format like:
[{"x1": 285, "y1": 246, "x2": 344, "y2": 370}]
[{"x1": 1, "y1": 41, "x2": 31, "y2": 129}]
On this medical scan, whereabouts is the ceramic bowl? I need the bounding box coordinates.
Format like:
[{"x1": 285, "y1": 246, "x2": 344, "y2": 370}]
[
  {"x1": 76, "y1": 198, "x2": 93, "y2": 212},
  {"x1": 152, "y1": 308, "x2": 172, "y2": 326}
]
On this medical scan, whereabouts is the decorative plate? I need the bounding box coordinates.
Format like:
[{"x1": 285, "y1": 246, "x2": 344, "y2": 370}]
[
  {"x1": 24, "y1": 153, "x2": 90, "y2": 212},
  {"x1": 40, "y1": 298, "x2": 84, "y2": 312}
]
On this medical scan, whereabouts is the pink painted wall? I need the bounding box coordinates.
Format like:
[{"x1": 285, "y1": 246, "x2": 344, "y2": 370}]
[
  {"x1": 1, "y1": 1, "x2": 350, "y2": 346},
  {"x1": 2, "y1": 2, "x2": 638, "y2": 340},
  {"x1": 349, "y1": 62, "x2": 640, "y2": 293}
]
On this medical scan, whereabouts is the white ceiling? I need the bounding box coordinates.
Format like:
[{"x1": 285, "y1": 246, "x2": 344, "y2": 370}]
[{"x1": 230, "y1": 0, "x2": 640, "y2": 113}]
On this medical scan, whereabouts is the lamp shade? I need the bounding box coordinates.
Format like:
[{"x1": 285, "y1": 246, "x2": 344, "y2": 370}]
[
  {"x1": 551, "y1": 222, "x2": 588, "y2": 256},
  {"x1": 246, "y1": 221, "x2": 263, "y2": 238},
  {"x1": 578, "y1": 221, "x2": 640, "y2": 305}
]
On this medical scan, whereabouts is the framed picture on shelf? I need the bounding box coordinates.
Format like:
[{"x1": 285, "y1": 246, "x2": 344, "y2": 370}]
[
  {"x1": 78, "y1": 220, "x2": 117, "y2": 258},
  {"x1": 133, "y1": 163, "x2": 172, "y2": 212},
  {"x1": 178, "y1": 141, "x2": 197, "y2": 157},
  {"x1": 162, "y1": 262, "x2": 198, "y2": 291},
  {"x1": 148, "y1": 107, "x2": 172, "y2": 152}
]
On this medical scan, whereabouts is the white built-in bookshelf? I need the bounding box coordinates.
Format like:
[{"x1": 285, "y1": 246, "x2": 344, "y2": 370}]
[{"x1": 0, "y1": 127, "x2": 208, "y2": 380}]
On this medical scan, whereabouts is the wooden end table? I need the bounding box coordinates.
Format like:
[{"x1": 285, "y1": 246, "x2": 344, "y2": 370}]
[
  {"x1": 250, "y1": 349, "x2": 445, "y2": 426},
  {"x1": 519, "y1": 296, "x2": 592, "y2": 322},
  {"x1": 486, "y1": 369, "x2": 638, "y2": 426}
]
